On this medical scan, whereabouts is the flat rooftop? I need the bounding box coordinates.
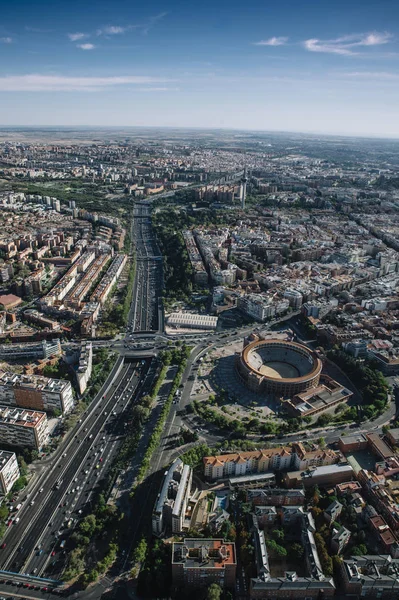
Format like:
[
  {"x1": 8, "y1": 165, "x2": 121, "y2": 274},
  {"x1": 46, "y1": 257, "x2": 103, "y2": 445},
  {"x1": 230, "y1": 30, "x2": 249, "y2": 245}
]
[{"x1": 172, "y1": 538, "x2": 236, "y2": 569}]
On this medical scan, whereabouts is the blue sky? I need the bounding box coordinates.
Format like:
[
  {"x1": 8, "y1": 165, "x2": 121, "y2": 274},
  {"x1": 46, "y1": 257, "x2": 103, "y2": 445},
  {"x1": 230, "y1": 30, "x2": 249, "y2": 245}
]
[{"x1": 1, "y1": 0, "x2": 399, "y2": 136}]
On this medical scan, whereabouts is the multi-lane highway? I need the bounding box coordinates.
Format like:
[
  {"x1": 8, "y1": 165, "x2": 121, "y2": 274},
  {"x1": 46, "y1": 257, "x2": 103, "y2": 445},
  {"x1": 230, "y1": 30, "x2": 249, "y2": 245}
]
[
  {"x1": 0, "y1": 199, "x2": 166, "y2": 592},
  {"x1": 129, "y1": 202, "x2": 163, "y2": 333},
  {"x1": 0, "y1": 358, "x2": 152, "y2": 579}
]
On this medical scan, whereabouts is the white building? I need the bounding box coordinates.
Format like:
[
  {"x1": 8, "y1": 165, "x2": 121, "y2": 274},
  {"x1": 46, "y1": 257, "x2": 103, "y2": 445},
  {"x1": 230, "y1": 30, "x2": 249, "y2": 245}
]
[
  {"x1": 153, "y1": 459, "x2": 193, "y2": 536},
  {"x1": 0, "y1": 406, "x2": 49, "y2": 450},
  {"x1": 167, "y1": 313, "x2": 218, "y2": 331},
  {"x1": 283, "y1": 288, "x2": 303, "y2": 309},
  {"x1": 0, "y1": 451, "x2": 20, "y2": 494}
]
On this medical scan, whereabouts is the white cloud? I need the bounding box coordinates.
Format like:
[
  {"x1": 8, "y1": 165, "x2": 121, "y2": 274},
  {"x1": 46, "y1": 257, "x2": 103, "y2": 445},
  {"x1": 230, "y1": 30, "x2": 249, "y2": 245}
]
[
  {"x1": 137, "y1": 87, "x2": 178, "y2": 92},
  {"x1": 0, "y1": 37, "x2": 12, "y2": 44},
  {"x1": 0, "y1": 74, "x2": 171, "y2": 92},
  {"x1": 142, "y1": 12, "x2": 168, "y2": 35},
  {"x1": 97, "y1": 25, "x2": 127, "y2": 36},
  {"x1": 304, "y1": 31, "x2": 393, "y2": 55},
  {"x1": 77, "y1": 43, "x2": 95, "y2": 50},
  {"x1": 341, "y1": 71, "x2": 399, "y2": 80},
  {"x1": 254, "y1": 36, "x2": 288, "y2": 47},
  {"x1": 68, "y1": 32, "x2": 87, "y2": 41}
]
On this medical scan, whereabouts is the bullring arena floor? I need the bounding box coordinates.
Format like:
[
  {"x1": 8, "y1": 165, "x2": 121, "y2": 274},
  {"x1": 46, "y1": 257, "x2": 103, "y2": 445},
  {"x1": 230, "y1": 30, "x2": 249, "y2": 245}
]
[{"x1": 258, "y1": 361, "x2": 300, "y2": 379}]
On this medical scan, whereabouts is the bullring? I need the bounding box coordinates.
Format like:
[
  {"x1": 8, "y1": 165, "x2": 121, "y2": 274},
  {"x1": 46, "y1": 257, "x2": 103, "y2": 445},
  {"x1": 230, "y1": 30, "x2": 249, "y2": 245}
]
[{"x1": 236, "y1": 338, "x2": 322, "y2": 397}]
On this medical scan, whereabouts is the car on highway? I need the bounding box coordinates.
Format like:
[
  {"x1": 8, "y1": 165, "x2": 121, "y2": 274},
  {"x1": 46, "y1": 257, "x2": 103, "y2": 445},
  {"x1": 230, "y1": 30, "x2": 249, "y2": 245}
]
[{"x1": 1, "y1": 543, "x2": 6, "y2": 549}]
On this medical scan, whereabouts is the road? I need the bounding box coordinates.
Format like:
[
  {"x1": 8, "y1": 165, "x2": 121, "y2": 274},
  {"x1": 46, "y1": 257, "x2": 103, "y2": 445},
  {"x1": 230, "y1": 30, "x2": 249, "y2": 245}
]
[
  {"x1": 0, "y1": 200, "x2": 167, "y2": 591},
  {"x1": 129, "y1": 202, "x2": 163, "y2": 333},
  {"x1": 0, "y1": 190, "x2": 396, "y2": 600},
  {"x1": 0, "y1": 359, "x2": 152, "y2": 577}
]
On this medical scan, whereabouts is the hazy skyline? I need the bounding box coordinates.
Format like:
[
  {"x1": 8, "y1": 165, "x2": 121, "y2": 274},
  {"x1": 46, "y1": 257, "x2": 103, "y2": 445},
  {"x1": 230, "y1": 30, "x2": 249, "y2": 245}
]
[{"x1": 1, "y1": 0, "x2": 399, "y2": 137}]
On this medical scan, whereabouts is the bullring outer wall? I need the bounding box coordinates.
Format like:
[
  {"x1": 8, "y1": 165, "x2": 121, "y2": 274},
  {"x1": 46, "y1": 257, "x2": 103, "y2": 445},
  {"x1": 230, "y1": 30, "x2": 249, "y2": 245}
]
[{"x1": 236, "y1": 339, "x2": 322, "y2": 396}]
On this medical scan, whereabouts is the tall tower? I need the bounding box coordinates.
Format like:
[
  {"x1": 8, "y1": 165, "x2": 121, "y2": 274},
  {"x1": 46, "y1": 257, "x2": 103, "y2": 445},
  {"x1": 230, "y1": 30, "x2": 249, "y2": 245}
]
[{"x1": 240, "y1": 167, "x2": 248, "y2": 210}]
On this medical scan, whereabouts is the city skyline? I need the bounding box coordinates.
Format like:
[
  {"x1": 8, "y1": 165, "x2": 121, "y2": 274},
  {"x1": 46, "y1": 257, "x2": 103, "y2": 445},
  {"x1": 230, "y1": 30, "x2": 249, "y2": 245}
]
[{"x1": 1, "y1": 0, "x2": 399, "y2": 136}]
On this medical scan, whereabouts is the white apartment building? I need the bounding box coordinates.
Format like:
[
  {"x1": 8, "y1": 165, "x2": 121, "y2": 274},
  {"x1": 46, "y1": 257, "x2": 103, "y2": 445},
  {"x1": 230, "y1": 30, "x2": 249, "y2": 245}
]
[
  {"x1": 0, "y1": 450, "x2": 20, "y2": 494},
  {"x1": 0, "y1": 406, "x2": 49, "y2": 450},
  {"x1": 153, "y1": 459, "x2": 193, "y2": 536},
  {"x1": 237, "y1": 294, "x2": 275, "y2": 322},
  {"x1": 76, "y1": 341, "x2": 93, "y2": 395},
  {"x1": 237, "y1": 294, "x2": 290, "y2": 323}
]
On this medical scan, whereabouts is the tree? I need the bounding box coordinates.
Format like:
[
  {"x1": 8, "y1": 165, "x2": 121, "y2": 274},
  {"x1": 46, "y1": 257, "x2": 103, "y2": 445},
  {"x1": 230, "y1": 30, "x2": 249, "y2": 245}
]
[
  {"x1": 79, "y1": 514, "x2": 97, "y2": 536},
  {"x1": 316, "y1": 413, "x2": 333, "y2": 427},
  {"x1": 12, "y1": 476, "x2": 27, "y2": 492},
  {"x1": 0, "y1": 504, "x2": 9, "y2": 520},
  {"x1": 267, "y1": 539, "x2": 287, "y2": 557},
  {"x1": 207, "y1": 583, "x2": 222, "y2": 600},
  {"x1": 352, "y1": 544, "x2": 368, "y2": 556},
  {"x1": 133, "y1": 537, "x2": 147, "y2": 564},
  {"x1": 272, "y1": 529, "x2": 284, "y2": 542},
  {"x1": 288, "y1": 543, "x2": 304, "y2": 559}
]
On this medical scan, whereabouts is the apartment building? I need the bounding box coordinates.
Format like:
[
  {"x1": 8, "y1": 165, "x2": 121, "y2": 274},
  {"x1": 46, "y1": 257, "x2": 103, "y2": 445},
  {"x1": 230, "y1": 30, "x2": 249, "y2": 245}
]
[
  {"x1": 0, "y1": 339, "x2": 61, "y2": 362},
  {"x1": 250, "y1": 511, "x2": 335, "y2": 599},
  {"x1": 341, "y1": 555, "x2": 399, "y2": 598},
  {"x1": 358, "y1": 469, "x2": 399, "y2": 532},
  {"x1": 0, "y1": 450, "x2": 20, "y2": 494},
  {"x1": 152, "y1": 459, "x2": 192, "y2": 536},
  {"x1": 0, "y1": 406, "x2": 49, "y2": 450},
  {"x1": 203, "y1": 443, "x2": 338, "y2": 481},
  {"x1": 0, "y1": 372, "x2": 74, "y2": 415},
  {"x1": 172, "y1": 539, "x2": 236, "y2": 589},
  {"x1": 183, "y1": 231, "x2": 208, "y2": 287},
  {"x1": 247, "y1": 488, "x2": 306, "y2": 507},
  {"x1": 76, "y1": 341, "x2": 92, "y2": 395},
  {"x1": 90, "y1": 253, "x2": 127, "y2": 305}
]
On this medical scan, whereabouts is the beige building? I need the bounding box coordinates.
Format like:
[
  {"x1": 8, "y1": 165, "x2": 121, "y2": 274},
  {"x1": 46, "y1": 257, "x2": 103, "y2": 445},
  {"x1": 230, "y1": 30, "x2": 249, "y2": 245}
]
[{"x1": 204, "y1": 443, "x2": 338, "y2": 481}]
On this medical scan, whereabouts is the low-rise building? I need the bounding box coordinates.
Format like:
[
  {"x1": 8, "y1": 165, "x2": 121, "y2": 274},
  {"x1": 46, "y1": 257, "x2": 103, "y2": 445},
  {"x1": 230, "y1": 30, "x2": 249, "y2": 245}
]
[
  {"x1": 324, "y1": 499, "x2": 343, "y2": 524},
  {"x1": 167, "y1": 313, "x2": 218, "y2": 331},
  {"x1": 0, "y1": 406, "x2": 49, "y2": 450},
  {"x1": 386, "y1": 428, "x2": 399, "y2": 448},
  {"x1": 369, "y1": 515, "x2": 397, "y2": 553},
  {"x1": 247, "y1": 488, "x2": 305, "y2": 507},
  {"x1": 338, "y1": 434, "x2": 368, "y2": 454},
  {"x1": 172, "y1": 539, "x2": 236, "y2": 589},
  {"x1": 366, "y1": 432, "x2": 394, "y2": 460},
  {"x1": 331, "y1": 526, "x2": 351, "y2": 554},
  {"x1": 285, "y1": 376, "x2": 352, "y2": 419},
  {"x1": 284, "y1": 463, "x2": 354, "y2": 488}
]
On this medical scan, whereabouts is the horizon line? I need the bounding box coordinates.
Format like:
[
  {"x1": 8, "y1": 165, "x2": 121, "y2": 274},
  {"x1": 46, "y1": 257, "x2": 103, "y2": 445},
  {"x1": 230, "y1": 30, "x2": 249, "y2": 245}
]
[{"x1": 0, "y1": 124, "x2": 399, "y2": 141}]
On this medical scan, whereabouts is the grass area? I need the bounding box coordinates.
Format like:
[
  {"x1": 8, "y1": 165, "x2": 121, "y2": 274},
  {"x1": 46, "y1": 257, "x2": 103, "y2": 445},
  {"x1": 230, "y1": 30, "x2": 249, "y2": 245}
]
[{"x1": 134, "y1": 350, "x2": 189, "y2": 485}]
